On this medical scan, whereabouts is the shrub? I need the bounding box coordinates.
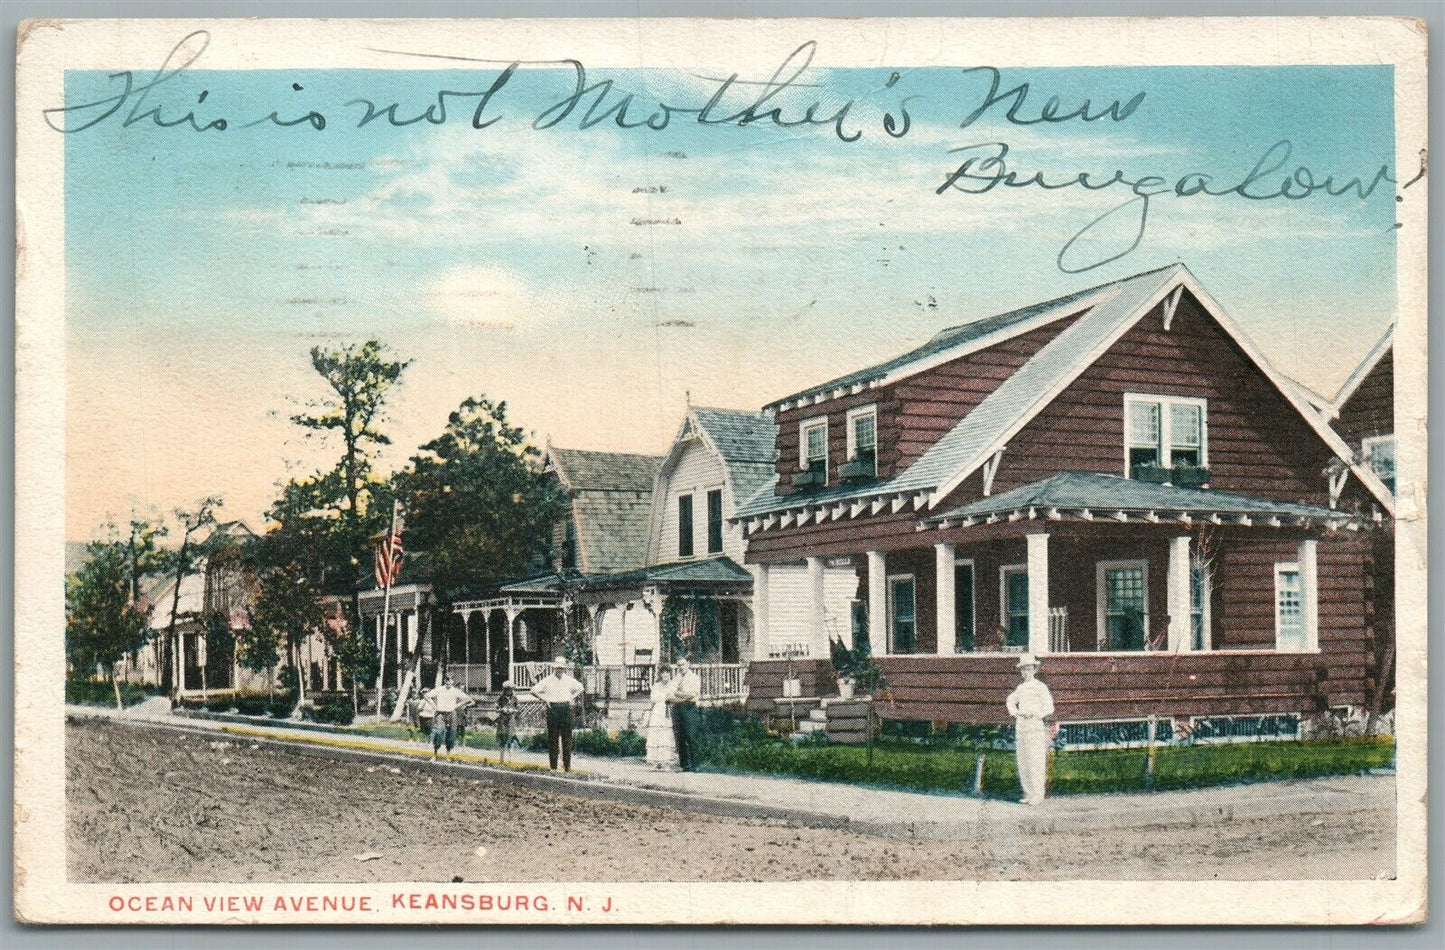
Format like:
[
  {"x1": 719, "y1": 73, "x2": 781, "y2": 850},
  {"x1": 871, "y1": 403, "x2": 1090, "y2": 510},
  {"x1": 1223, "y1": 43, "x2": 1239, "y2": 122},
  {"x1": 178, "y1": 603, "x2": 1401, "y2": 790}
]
[
  {"x1": 574, "y1": 728, "x2": 646, "y2": 758},
  {"x1": 311, "y1": 700, "x2": 355, "y2": 726},
  {"x1": 233, "y1": 695, "x2": 271, "y2": 716},
  {"x1": 65, "y1": 678, "x2": 161, "y2": 707},
  {"x1": 700, "y1": 734, "x2": 1394, "y2": 797},
  {"x1": 268, "y1": 698, "x2": 297, "y2": 719},
  {"x1": 523, "y1": 732, "x2": 550, "y2": 753}
]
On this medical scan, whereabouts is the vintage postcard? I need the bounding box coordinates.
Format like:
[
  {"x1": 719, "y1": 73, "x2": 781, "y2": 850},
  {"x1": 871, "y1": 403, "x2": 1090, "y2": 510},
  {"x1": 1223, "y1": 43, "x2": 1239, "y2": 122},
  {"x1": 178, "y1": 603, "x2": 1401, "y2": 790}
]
[{"x1": 14, "y1": 16, "x2": 1427, "y2": 925}]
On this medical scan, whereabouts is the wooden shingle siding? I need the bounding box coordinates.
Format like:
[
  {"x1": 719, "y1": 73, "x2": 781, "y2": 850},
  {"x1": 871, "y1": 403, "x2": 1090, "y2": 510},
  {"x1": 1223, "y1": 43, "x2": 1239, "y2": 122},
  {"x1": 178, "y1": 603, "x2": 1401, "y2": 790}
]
[
  {"x1": 980, "y1": 295, "x2": 1336, "y2": 505},
  {"x1": 1335, "y1": 350, "x2": 1393, "y2": 448},
  {"x1": 744, "y1": 659, "x2": 837, "y2": 715},
  {"x1": 868, "y1": 652, "x2": 1332, "y2": 725},
  {"x1": 769, "y1": 311, "x2": 1086, "y2": 492}
]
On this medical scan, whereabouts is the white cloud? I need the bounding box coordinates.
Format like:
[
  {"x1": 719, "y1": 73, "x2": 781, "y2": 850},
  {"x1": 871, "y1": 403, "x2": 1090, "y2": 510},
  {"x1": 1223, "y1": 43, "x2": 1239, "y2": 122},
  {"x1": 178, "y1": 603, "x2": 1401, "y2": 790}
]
[{"x1": 423, "y1": 264, "x2": 539, "y2": 330}]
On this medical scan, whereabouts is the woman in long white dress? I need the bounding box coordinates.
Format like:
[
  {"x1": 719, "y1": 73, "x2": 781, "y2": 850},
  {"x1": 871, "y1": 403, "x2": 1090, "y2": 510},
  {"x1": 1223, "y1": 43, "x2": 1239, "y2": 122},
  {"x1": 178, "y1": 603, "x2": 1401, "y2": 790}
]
[{"x1": 645, "y1": 670, "x2": 679, "y2": 769}]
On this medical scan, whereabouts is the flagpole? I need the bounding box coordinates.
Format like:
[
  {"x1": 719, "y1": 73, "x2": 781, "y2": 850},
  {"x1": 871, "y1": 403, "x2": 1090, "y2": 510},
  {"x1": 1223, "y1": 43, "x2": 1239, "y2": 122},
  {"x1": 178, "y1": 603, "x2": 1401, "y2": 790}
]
[{"x1": 373, "y1": 498, "x2": 399, "y2": 718}]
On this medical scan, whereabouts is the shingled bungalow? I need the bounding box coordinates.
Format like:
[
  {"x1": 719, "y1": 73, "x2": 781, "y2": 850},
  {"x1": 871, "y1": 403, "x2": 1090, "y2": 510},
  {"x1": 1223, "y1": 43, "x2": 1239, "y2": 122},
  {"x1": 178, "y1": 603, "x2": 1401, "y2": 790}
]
[{"x1": 735, "y1": 264, "x2": 1395, "y2": 741}]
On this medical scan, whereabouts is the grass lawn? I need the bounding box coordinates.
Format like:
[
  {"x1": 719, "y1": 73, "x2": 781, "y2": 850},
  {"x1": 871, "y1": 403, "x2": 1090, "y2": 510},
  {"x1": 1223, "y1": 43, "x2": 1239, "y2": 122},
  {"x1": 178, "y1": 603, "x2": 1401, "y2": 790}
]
[{"x1": 705, "y1": 737, "x2": 1395, "y2": 797}]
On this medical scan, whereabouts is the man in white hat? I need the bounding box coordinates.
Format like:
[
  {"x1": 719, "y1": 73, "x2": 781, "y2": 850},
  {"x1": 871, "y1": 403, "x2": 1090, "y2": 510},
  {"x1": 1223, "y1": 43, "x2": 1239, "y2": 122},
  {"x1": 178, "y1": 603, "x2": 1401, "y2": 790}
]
[
  {"x1": 529, "y1": 657, "x2": 584, "y2": 771},
  {"x1": 1005, "y1": 653, "x2": 1054, "y2": 805}
]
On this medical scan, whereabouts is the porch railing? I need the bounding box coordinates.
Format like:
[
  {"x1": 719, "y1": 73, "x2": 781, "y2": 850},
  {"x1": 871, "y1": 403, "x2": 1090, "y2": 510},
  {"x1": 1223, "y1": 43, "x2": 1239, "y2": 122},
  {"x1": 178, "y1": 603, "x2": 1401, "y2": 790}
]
[
  {"x1": 694, "y1": 663, "x2": 747, "y2": 701},
  {"x1": 1049, "y1": 607, "x2": 1070, "y2": 653},
  {"x1": 449, "y1": 663, "x2": 491, "y2": 692},
  {"x1": 509, "y1": 661, "x2": 552, "y2": 690},
  {"x1": 509, "y1": 660, "x2": 747, "y2": 702}
]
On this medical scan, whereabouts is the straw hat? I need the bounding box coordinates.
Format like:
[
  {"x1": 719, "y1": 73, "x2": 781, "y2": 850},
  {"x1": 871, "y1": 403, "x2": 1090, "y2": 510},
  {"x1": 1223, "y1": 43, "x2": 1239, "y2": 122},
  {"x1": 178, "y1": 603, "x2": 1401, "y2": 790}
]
[
  {"x1": 551, "y1": 656, "x2": 567, "y2": 667},
  {"x1": 1016, "y1": 653, "x2": 1040, "y2": 669}
]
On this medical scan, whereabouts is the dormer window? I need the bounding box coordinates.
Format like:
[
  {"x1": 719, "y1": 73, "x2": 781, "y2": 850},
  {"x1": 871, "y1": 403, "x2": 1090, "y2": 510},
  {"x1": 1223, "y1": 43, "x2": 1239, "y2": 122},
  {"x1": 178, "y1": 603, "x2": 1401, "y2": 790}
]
[
  {"x1": 844, "y1": 405, "x2": 878, "y2": 480},
  {"x1": 799, "y1": 417, "x2": 828, "y2": 482},
  {"x1": 1125, "y1": 394, "x2": 1207, "y2": 480}
]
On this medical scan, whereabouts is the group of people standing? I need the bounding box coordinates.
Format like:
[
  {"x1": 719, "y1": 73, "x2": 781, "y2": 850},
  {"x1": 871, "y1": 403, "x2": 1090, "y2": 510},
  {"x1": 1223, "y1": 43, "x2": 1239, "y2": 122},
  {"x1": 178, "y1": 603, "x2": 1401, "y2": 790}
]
[
  {"x1": 643, "y1": 659, "x2": 702, "y2": 771},
  {"x1": 422, "y1": 653, "x2": 1052, "y2": 806}
]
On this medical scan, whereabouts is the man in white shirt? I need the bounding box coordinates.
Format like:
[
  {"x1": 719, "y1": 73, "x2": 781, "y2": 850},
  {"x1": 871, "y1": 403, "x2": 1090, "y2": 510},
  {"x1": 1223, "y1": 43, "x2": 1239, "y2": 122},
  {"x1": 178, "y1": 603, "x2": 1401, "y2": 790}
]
[
  {"x1": 667, "y1": 659, "x2": 703, "y2": 772},
  {"x1": 427, "y1": 674, "x2": 473, "y2": 761},
  {"x1": 529, "y1": 657, "x2": 584, "y2": 771},
  {"x1": 1005, "y1": 654, "x2": 1055, "y2": 805}
]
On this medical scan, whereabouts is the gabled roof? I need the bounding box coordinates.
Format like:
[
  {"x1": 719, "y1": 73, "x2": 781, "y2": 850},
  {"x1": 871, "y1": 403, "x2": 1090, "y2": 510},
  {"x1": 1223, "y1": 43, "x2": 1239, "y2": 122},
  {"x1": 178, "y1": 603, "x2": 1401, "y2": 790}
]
[
  {"x1": 737, "y1": 264, "x2": 1395, "y2": 520},
  {"x1": 925, "y1": 472, "x2": 1352, "y2": 527},
  {"x1": 681, "y1": 406, "x2": 778, "y2": 509},
  {"x1": 766, "y1": 264, "x2": 1179, "y2": 410},
  {"x1": 548, "y1": 447, "x2": 663, "y2": 493},
  {"x1": 1330, "y1": 324, "x2": 1394, "y2": 415},
  {"x1": 546, "y1": 446, "x2": 662, "y2": 574},
  {"x1": 1276, "y1": 374, "x2": 1333, "y2": 417}
]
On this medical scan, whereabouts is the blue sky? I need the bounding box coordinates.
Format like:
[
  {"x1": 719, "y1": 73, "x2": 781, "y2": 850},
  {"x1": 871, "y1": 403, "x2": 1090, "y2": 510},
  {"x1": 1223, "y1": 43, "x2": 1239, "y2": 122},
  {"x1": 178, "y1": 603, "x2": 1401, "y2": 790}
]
[{"x1": 63, "y1": 61, "x2": 1400, "y2": 537}]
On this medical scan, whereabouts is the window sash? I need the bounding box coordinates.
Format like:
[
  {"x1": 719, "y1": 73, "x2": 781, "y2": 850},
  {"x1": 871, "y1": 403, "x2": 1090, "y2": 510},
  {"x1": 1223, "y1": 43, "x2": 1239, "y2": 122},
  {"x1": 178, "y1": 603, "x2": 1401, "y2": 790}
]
[
  {"x1": 1363, "y1": 435, "x2": 1396, "y2": 493},
  {"x1": 677, "y1": 494, "x2": 694, "y2": 558},
  {"x1": 1275, "y1": 566, "x2": 1305, "y2": 651},
  {"x1": 1101, "y1": 565, "x2": 1148, "y2": 651},
  {"x1": 889, "y1": 576, "x2": 917, "y2": 654},
  {"x1": 1190, "y1": 565, "x2": 1210, "y2": 651},
  {"x1": 1125, "y1": 395, "x2": 1208, "y2": 476},
  {"x1": 706, "y1": 489, "x2": 724, "y2": 554},
  {"x1": 1003, "y1": 568, "x2": 1029, "y2": 648},
  {"x1": 801, "y1": 419, "x2": 828, "y2": 478}
]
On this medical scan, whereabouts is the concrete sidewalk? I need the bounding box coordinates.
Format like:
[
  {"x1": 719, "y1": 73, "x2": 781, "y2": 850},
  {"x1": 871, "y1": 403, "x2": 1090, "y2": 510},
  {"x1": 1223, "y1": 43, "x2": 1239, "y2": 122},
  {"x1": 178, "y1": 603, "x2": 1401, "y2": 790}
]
[{"x1": 69, "y1": 704, "x2": 1393, "y2": 841}]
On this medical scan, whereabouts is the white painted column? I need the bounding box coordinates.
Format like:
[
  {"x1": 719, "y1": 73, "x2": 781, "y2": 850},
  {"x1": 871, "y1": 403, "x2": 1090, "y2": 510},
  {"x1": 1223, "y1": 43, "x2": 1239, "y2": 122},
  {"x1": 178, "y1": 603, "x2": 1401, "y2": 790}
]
[
  {"x1": 506, "y1": 607, "x2": 519, "y2": 680},
  {"x1": 1026, "y1": 532, "x2": 1050, "y2": 656},
  {"x1": 806, "y1": 555, "x2": 827, "y2": 657},
  {"x1": 1298, "y1": 538, "x2": 1319, "y2": 651},
  {"x1": 751, "y1": 564, "x2": 770, "y2": 661},
  {"x1": 935, "y1": 541, "x2": 957, "y2": 655},
  {"x1": 1167, "y1": 536, "x2": 1192, "y2": 652},
  {"x1": 867, "y1": 550, "x2": 888, "y2": 656}
]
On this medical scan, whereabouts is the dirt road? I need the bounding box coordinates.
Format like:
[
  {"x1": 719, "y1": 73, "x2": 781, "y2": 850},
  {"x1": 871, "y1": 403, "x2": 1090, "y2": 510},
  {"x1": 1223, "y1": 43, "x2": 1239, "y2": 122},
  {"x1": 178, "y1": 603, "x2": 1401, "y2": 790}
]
[{"x1": 67, "y1": 719, "x2": 1394, "y2": 883}]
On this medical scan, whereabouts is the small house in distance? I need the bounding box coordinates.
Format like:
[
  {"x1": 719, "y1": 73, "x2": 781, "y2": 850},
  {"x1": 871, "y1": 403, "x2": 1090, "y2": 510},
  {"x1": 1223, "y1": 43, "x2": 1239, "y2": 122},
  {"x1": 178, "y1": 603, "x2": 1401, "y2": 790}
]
[
  {"x1": 448, "y1": 446, "x2": 663, "y2": 692},
  {"x1": 735, "y1": 264, "x2": 1395, "y2": 744}
]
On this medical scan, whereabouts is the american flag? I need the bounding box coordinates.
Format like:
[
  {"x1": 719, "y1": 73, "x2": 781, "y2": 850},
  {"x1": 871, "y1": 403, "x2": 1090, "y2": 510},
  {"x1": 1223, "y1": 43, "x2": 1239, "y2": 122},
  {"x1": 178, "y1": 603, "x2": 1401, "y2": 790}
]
[{"x1": 373, "y1": 510, "x2": 405, "y2": 588}]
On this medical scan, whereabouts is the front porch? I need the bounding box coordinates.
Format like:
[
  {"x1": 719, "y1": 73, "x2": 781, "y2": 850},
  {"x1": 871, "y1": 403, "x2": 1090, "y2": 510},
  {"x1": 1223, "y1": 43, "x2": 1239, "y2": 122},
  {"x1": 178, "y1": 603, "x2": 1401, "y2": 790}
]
[
  {"x1": 450, "y1": 560, "x2": 755, "y2": 704},
  {"x1": 746, "y1": 473, "x2": 1378, "y2": 725}
]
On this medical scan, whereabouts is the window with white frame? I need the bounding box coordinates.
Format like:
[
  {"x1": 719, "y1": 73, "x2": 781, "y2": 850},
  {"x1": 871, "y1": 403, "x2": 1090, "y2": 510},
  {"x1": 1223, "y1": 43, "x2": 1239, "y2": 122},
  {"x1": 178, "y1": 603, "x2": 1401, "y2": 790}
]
[
  {"x1": 800, "y1": 418, "x2": 828, "y2": 479},
  {"x1": 1275, "y1": 563, "x2": 1306, "y2": 651},
  {"x1": 1190, "y1": 565, "x2": 1211, "y2": 651},
  {"x1": 846, "y1": 405, "x2": 878, "y2": 478},
  {"x1": 887, "y1": 574, "x2": 917, "y2": 654},
  {"x1": 1362, "y1": 435, "x2": 1395, "y2": 495},
  {"x1": 1000, "y1": 565, "x2": 1029, "y2": 650},
  {"x1": 1125, "y1": 394, "x2": 1207, "y2": 477},
  {"x1": 1097, "y1": 561, "x2": 1149, "y2": 651}
]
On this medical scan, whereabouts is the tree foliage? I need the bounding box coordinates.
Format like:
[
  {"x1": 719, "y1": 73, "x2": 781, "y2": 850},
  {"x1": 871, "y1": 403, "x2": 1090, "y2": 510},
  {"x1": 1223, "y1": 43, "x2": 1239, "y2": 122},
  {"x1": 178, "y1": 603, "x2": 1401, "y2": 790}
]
[
  {"x1": 66, "y1": 540, "x2": 151, "y2": 679},
  {"x1": 288, "y1": 340, "x2": 409, "y2": 599},
  {"x1": 398, "y1": 395, "x2": 567, "y2": 598},
  {"x1": 244, "y1": 562, "x2": 327, "y2": 678}
]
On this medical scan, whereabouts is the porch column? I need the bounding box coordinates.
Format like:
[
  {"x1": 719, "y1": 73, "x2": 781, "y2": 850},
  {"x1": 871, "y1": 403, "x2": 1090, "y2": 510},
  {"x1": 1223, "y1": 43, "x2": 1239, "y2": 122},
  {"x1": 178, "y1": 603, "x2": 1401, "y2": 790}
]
[
  {"x1": 806, "y1": 555, "x2": 827, "y2": 658},
  {"x1": 935, "y1": 541, "x2": 957, "y2": 655},
  {"x1": 1026, "y1": 531, "x2": 1050, "y2": 656},
  {"x1": 1298, "y1": 538, "x2": 1319, "y2": 651},
  {"x1": 867, "y1": 550, "x2": 888, "y2": 656},
  {"x1": 505, "y1": 606, "x2": 520, "y2": 679},
  {"x1": 1167, "y1": 536, "x2": 1191, "y2": 652},
  {"x1": 751, "y1": 564, "x2": 770, "y2": 661}
]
